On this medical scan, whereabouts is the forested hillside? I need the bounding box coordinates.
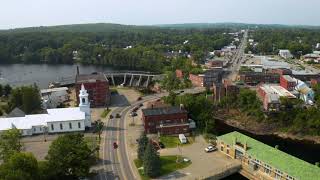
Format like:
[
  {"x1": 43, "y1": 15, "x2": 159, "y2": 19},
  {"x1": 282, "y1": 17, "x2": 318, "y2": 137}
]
[{"x1": 0, "y1": 23, "x2": 233, "y2": 72}]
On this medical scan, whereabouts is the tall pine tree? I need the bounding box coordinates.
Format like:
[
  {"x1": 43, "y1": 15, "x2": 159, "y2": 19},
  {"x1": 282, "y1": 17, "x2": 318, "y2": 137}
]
[
  {"x1": 137, "y1": 133, "x2": 149, "y2": 161},
  {"x1": 143, "y1": 142, "x2": 160, "y2": 178}
]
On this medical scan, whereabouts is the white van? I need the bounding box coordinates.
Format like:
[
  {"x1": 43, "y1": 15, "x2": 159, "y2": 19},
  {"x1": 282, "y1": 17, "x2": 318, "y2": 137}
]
[{"x1": 179, "y1": 134, "x2": 187, "y2": 144}]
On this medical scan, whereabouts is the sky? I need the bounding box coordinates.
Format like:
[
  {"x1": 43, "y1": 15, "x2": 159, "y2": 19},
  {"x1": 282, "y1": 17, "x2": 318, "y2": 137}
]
[{"x1": 1, "y1": 0, "x2": 319, "y2": 29}]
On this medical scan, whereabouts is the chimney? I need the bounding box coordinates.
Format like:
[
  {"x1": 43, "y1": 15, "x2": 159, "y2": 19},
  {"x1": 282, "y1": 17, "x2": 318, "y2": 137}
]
[{"x1": 76, "y1": 66, "x2": 80, "y2": 76}]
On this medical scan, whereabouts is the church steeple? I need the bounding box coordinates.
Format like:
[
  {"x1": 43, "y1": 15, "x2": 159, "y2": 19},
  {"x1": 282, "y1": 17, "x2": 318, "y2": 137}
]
[{"x1": 79, "y1": 84, "x2": 91, "y2": 127}]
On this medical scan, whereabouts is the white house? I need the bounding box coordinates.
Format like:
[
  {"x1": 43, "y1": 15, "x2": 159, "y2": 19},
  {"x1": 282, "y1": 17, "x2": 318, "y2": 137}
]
[
  {"x1": 0, "y1": 84, "x2": 91, "y2": 136},
  {"x1": 41, "y1": 87, "x2": 68, "y2": 109},
  {"x1": 295, "y1": 79, "x2": 315, "y2": 105},
  {"x1": 279, "y1": 49, "x2": 293, "y2": 59}
]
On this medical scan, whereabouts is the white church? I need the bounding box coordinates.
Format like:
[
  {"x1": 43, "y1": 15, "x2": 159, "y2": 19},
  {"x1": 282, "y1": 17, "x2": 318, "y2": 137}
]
[{"x1": 0, "y1": 84, "x2": 91, "y2": 136}]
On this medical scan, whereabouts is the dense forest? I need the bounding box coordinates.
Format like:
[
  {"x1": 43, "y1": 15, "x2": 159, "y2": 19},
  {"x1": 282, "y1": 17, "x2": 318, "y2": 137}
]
[
  {"x1": 0, "y1": 23, "x2": 233, "y2": 72},
  {"x1": 245, "y1": 28, "x2": 320, "y2": 57}
]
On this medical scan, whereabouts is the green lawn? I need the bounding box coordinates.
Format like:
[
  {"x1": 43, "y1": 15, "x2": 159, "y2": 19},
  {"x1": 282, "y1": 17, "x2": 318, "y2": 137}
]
[
  {"x1": 134, "y1": 155, "x2": 191, "y2": 180},
  {"x1": 100, "y1": 109, "x2": 111, "y2": 118},
  {"x1": 159, "y1": 136, "x2": 194, "y2": 148}
]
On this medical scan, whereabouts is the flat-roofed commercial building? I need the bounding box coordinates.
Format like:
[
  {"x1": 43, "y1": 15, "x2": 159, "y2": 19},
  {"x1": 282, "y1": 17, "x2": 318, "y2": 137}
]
[
  {"x1": 217, "y1": 131, "x2": 320, "y2": 180},
  {"x1": 257, "y1": 84, "x2": 296, "y2": 112}
]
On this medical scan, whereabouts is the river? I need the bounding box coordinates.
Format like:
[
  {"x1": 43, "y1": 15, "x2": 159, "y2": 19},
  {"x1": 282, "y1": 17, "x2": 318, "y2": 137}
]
[{"x1": 0, "y1": 64, "x2": 113, "y2": 88}]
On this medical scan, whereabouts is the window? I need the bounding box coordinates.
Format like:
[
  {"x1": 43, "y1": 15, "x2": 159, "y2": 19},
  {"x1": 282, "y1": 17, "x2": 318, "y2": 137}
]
[
  {"x1": 33, "y1": 127, "x2": 36, "y2": 132},
  {"x1": 275, "y1": 169, "x2": 283, "y2": 179},
  {"x1": 82, "y1": 98, "x2": 85, "y2": 104},
  {"x1": 78, "y1": 122, "x2": 81, "y2": 129},
  {"x1": 286, "y1": 175, "x2": 294, "y2": 180},
  {"x1": 69, "y1": 123, "x2": 72, "y2": 129},
  {"x1": 51, "y1": 124, "x2": 54, "y2": 131},
  {"x1": 264, "y1": 164, "x2": 271, "y2": 175},
  {"x1": 60, "y1": 123, "x2": 63, "y2": 130},
  {"x1": 221, "y1": 146, "x2": 224, "y2": 151},
  {"x1": 226, "y1": 149, "x2": 229, "y2": 154},
  {"x1": 40, "y1": 127, "x2": 42, "y2": 131}
]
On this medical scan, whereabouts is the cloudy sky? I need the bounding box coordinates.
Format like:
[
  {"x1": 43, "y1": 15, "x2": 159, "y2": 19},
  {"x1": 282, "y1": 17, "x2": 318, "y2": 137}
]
[{"x1": 1, "y1": 0, "x2": 319, "y2": 29}]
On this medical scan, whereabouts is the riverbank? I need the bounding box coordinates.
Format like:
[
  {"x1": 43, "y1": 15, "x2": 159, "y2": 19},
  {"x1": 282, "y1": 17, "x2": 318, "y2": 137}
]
[{"x1": 215, "y1": 109, "x2": 320, "y2": 144}]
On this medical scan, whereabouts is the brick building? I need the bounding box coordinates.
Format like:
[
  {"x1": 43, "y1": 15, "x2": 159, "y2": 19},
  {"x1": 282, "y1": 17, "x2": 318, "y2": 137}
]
[
  {"x1": 280, "y1": 75, "x2": 297, "y2": 91},
  {"x1": 237, "y1": 72, "x2": 279, "y2": 85},
  {"x1": 75, "y1": 73, "x2": 110, "y2": 107},
  {"x1": 311, "y1": 78, "x2": 320, "y2": 87},
  {"x1": 205, "y1": 60, "x2": 223, "y2": 68},
  {"x1": 141, "y1": 106, "x2": 193, "y2": 135},
  {"x1": 212, "y1": 80, "x2": 239, "y2": 102},
  {"x1": 175, "y1": 69, "x2": 184, "y2": 79},
  {"x1": 189, "y1": 74, "x2": 204, "y2": 87},
  {"x1": 267, "y1": 68, "x2": 292, "y2": 76},
  {"x1": 257, "y1": 84, "x2": 295, "y2": 112}
]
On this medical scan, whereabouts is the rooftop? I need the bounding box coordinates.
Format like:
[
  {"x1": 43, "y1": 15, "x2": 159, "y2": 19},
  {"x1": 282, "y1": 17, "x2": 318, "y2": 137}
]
[
  {"x1": 0, "y1": 107, "x2": 85, "y2": 131},
  {"x1": 282, "y1": 75, "x2": 296, "y2": 82},
  {"x1": 217, "y1": 131, "x2": 320, "y2": 180},
  {"x1": 142, "y1": 106, "x2": 187, "y2": 116},
  {"x1": 40, "y1": 87, "x2": 68, "y2": 94},
  {"x1": 260, "y1": 84, "x2": 296, "y2": 98},
  {"x1": 75, "y1": 73, "x2": 107, "y2": 83}
]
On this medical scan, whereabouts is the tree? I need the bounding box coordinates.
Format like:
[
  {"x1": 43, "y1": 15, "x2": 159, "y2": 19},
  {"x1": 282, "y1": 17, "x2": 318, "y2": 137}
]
[
  {"x1": 0, "y1": 129, "x2": 22, "y2": 161},
  {"x1": 143, "y1": 142, "x2": 161, "y2": 178},
  {"x1": 46, "y1": 134, "x2": 95, "y2": 179},
  {"x1": 95, "y1": 119, "x2": 104, "y2": 140},
  {"x1": 0, "y1": 152, "x2": 39, "y2": 180},
  {"x1": 137, "y1": 133, "x2": 149, "y2": 161},
  {"x1": 3, "y1": 84, "x2": 12, "y2": 97},
  {"x1": 0, "y1": 84, "x2": 3, "y2": 97},
  {"x1": 8, "y1": 85, "x2": 41, "y2": 114}
]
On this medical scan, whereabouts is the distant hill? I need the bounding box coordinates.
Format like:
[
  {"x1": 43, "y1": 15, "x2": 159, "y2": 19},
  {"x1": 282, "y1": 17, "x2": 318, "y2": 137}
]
[
  {"x1": 0, "y1": 23, "x2": 157, "y2": 34},
  {"x1": 155, "y1": 23, "x2": 320, "y2": 30},
  {"x1": 1, "y1": 22, "x2": 320, "y2": 34}
]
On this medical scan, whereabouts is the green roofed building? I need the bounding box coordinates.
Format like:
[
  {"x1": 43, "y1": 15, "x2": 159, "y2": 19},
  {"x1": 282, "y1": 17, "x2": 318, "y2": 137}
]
[{"x1": 216, "y1": 131, "x2": 320, "y2": 180}]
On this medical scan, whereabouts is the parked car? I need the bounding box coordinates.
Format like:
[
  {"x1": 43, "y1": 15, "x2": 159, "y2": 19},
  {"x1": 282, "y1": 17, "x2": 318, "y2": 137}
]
[
  {"x1": 139, "y1": 103, "x2": 143, "y2": 107},
  {"x1": 205, "y1": 145, "x2": 217, "y2": 153},
  {"x1": 116, "y1": 113, "x2": 121, "y2": 118},
  {"x1": 113, "y1": 142, "x2": 118, "y2": 149},
  {"x1": 132, "y1": 106, "x2": 139, "y2": 112},
  {"x1": 109, "y1": 114, "x2": 114, "y2": 119},
  {"x1": 130, "y1": 112, "x2": 137, "y2": 117},
  {"x1": 137, "y1": 97, "x2": 142, "y2": 101},
  {"x1": 179, "y1": 134, "x2": 187, "y2": 144}
]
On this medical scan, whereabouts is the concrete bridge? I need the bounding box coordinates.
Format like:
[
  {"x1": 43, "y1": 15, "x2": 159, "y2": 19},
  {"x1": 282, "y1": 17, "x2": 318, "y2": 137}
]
[
  {"x1": 104, "y1": 71, "x2": 161, "y2": 87},
  {"x1": 53, "y1": 71, "x2": 161, "y2": 87}
]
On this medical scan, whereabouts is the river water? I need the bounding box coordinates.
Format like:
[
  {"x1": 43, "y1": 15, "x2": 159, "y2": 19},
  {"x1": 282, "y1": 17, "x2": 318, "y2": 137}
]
[{"x1": 0, "y1": 64, "x2": 113, "y2": 88}]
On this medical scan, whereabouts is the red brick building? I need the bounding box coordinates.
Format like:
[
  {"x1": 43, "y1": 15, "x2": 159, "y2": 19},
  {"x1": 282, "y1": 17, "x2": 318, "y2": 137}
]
[
  {"x1": 175, "y1": 69, "x2": 184, "y2": 79},
  {"x1": 311, "y1": 78, "x2": 320, "y2": 87},
  {"x1": 267, "y1": 68, "x2": 292, "y2": 76},
  {"x1": 205, "y1": 60, "x2": 223, "y2": 68},
  {"x1": 189, "y1": 74, "x2": 204, "y2": 87},
  {"x1": 75, "y1": 73, "x2": 110, "y2": 107},
  {"x1": 212, "y1": 80, "x2": 240, "y2": 102},
  {"x1": 237, "y1": 72, "x2": 279, "y2": 85},
  {"x1": 280, "y1": 75, "x2": 296, "y2": 91},
  {"x1": 141, "y1": 106, "x2": 191, "y2": 135}
]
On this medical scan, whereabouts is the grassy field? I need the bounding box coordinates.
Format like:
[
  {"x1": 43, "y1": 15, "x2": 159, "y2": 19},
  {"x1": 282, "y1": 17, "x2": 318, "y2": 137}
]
[
  {"x1": 159, "y1": 136, "x2": 195, "y2": 148},
  {"x1": 134, "y1": 155, "x2": 192, "y2": 180},
  {"x1": 100, "y1": 109, "x2": 111, "y2": 118}
]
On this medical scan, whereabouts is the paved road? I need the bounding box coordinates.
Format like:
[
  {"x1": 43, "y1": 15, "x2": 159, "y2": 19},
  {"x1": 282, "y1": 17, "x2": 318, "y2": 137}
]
[
  {"x1": 225, "y1": 30, "x2": 248, "y2": 81},
  {"x1": 96, "y1": 87, "x2": 206, "y2": 180}
]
